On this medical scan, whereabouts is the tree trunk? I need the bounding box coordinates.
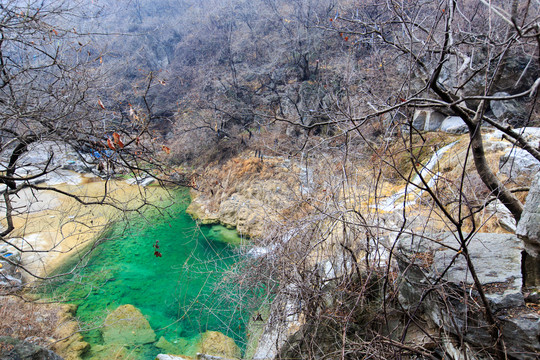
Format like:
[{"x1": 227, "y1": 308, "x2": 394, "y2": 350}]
[{"x1": 469, "y1": 123, "x2": 524, "y2": 221}]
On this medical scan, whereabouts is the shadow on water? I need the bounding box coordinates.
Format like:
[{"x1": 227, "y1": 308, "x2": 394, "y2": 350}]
[{"x1": 42, "y1": 189, "x2": 249, "y2": 359}]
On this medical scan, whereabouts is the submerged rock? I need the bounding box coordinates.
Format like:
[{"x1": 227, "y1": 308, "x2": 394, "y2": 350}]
[
  {"x1": 198, "y1": 331, "x2": 241, "y2": 360},
  {"x1": 155, "y1": 355, "x2": 191, "y2": 360},
  {"x1": 101, "y1": 304, "x2": 156, "y2": 345}
]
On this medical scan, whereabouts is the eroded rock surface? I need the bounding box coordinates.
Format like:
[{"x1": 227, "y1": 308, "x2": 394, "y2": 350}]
[
  {"x1": 397, "y1": 233, "x2": 540, "y2": 359},
  {"x1": 517, "y1": 172, "x2": 540, "y2": 256}
]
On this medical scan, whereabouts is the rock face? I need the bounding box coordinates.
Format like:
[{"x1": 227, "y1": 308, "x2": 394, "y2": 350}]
[
  {"x1": 101, "y1": 304, "x2": 156, "y2": 345},
  {"x1": 517, "y1": 172, "x2": 540, "y2": 286},
  {"x1": 0, "y1": 336, "x2": 63, "y2": 360},
  {"x1": 490, "y1": 92, "x2": 529, "y2": 126},
  {"x1": 187, "y1": 157, "x2": 300, "y2": 237},
  {"x1": 51, "y1": 304, "x2": 89, "y2": 360},
  {"x1": 517, "y1": 172, "x2": 540, "y2": 256},
  {"x1": 397, "y1": 233, "x2": 540, "y2": 359}
]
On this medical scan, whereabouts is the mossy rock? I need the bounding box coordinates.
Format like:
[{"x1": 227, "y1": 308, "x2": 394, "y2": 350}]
[
  {"x1": 208, "y1": 225, "x2": 244, "y2": 245},
  {"x1": 102, "y1": 304, "x2": 156, "y2": 345},
  {"x1": 198, "y1": 331, "x2": 241, "y2": 359}
]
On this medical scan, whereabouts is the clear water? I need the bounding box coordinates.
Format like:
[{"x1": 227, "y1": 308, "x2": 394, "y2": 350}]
[{"x1": 46, "y1": 189, "x2": 248, "y2": 359}]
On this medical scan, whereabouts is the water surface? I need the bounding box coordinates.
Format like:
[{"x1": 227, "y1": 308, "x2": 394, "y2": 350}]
[{"x1": 47, "y1": 189, "x2": 247, "y2": 359}]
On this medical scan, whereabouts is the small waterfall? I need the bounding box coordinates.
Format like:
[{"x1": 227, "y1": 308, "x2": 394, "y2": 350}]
[{"x1": 377, "y1": 141, "x2": 459, "y2": 212}]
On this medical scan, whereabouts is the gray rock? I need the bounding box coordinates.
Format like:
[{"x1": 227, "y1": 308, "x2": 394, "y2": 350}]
[
  {"x1": 0, "y1": 245, "x2": 23, "y2": 288},
  {"x1": 490, "y1": 92, "x2": 529, "y2": 126},
  {"x1": 517, "y1": 172, "x2": 540, "y2": 256},
  {"x1": 0, "y1": 336, "x2": 63, "y2": 360},
  {"x1": 397, "y1": 233, "x2": 540, "y2": 359},
  {"x1": 440, "y1": 116, "x2": 468, "y2": 134},
  {"x1": 412, "y1": 110, "x2": 446, "y2": 132},
  {"x1": 499, "y1": 147, "x2": 540, "y2": 178},
  {"x1": 486, "y1": 200, "x2": 517, "y2": 233},
  {"x1": 155, "y1": 355, "x2": 191, "y2": 360}
]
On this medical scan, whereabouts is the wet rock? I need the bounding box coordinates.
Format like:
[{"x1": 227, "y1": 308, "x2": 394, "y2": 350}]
[
  {"x1": 397, "y1": 233, "x2": 540, "y2": 359},
  {"x1": 198, "y1": 331, "x2": 241, "y2": 360},
  {"x1": 0, "y1": 336, "x2": 63, "y2": 360},
  {"x1": 82, "y1": 344, "x2": 131, "y2": 360},
  {"x1": 101, "y1": 304, "x2": 156, "y2": 345},
  {"x1": 155, "y1": 355, "x2": 190, "y2": 360},
  {"x1": 154, "y1": 336, "x2": 189, "y2": 356}
]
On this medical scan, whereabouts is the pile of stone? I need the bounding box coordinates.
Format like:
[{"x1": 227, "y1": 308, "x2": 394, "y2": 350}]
[{"x1": 0, "y1": 243, "x2": 23, "y2": 288}]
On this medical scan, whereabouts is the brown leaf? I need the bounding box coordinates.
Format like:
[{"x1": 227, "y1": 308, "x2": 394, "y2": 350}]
[{"x1": 107, "y1": 138, "x2": 115, "y2": 150}]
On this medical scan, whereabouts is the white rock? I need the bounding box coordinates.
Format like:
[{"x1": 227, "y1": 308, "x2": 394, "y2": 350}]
[
  {"x1": 440, "y1": 116, "x2": 468, "y2": 134},
  {"x1": 499, "y1": 147, "x2": 540, "y2": 177}
]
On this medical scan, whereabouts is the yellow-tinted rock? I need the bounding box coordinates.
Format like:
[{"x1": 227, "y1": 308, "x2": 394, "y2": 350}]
[
  {"x1": 102, "y1": 304, "x2": 156, "y2": 345},
  {"x1": 198, "y1": 331, "x2": 241, "y2": 359},
  {"x1": 52, "y1": 304, "x2": 89, "y2": 360}
]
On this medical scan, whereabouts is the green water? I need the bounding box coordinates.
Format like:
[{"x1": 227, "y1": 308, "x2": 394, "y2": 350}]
[{"x1": 46, "y1": 189, "x2": 248, "y2": 359}]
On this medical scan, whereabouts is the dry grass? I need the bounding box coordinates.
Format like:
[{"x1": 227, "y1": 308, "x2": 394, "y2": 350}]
[{"x1": 0, "y1": 296, "x2": 60, "y2": 346}]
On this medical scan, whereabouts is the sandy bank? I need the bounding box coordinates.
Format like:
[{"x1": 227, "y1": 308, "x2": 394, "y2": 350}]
[{"x1": 1, "y1": 172, "x2": 172, "y2": 281}]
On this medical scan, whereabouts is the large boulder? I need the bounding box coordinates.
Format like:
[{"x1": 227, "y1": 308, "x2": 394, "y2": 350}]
[
  {"x1": 198, "y1": 331, "x2": 241, "y2": 359},
  {"x1": 440, "y1": 116, "x2": 468, "y2": 134},
  {"x1": 101, "y1": 304, "x2": 156, "y2": 345},
  {"x1": 490, "y1": 92, "x2": 529, "y2": 126},
  {"x1": 499, "y1": 147, "x2": 540, "y2": 178},
  {"x1": 517, "y1": 172, "x2": 540, "y2": 285},
  {"x1": 397, "y1": 233, "x2": 540, "y2": 359}
]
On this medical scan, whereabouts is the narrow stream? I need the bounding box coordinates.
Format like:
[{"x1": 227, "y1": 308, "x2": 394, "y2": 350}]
[{"x1": 45, "y1": 189, "x2": 248, "y2": 359}]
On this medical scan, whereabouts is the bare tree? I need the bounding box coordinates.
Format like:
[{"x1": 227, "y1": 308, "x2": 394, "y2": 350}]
[{"x1": 0, "y1": 0, "x2": 186, "y2": 288}]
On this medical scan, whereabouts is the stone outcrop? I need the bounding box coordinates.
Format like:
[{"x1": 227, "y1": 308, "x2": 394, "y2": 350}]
[
  {"x1": 51, "y1": 304, "x2": 89, "y2": 360},
  {"x1": 490, "y1": 92, "x2": 529, "y2": 125},
  {"x1": 187, "y1": 157, "x2": 300, "y2": 237},
  {"x1": 517, "y1": 172, "x2": 540, "y2": 286},
  {"x1": 440, "y1": 116, "x2": 468, "y2": 134},
  {"x1": 517, "y1": 172, "x2": 540, "y2": 256},
  {"x1": 101, "y1": 304, "x2": 156, "y2": 345},
  {"x1": 397, "y1": 233, "x2": 540, "y2": 359},
  {"x1": 412, "y1": 110, "x2": 446, "y2": 132}
]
